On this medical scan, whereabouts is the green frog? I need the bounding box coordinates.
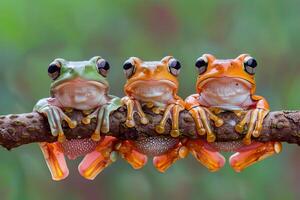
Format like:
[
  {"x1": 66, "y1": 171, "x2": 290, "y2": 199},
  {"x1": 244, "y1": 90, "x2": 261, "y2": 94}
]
[{"x1": 34, "y1": 57, "x2": 122, "y2": 180}]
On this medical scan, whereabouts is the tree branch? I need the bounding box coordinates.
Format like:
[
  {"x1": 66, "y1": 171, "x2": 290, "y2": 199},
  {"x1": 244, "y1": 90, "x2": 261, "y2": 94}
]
[{"x1": 0, "y1": 107, "x2": 300, "y2": 150}]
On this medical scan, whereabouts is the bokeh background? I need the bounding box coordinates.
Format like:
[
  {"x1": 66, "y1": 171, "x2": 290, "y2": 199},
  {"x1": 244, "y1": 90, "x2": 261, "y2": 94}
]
[{"x1": 1, "y1": 0, "x2": 300, "y2": 199}]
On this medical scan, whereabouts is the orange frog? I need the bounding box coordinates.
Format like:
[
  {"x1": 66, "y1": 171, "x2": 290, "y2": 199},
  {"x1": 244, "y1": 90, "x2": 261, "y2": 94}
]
[
  {"x1": 185, "y1": 54, "x2": 282, "y2": 172},
  {"x1": 121, "y1": 56, "x2": 187, "y2": 172}
]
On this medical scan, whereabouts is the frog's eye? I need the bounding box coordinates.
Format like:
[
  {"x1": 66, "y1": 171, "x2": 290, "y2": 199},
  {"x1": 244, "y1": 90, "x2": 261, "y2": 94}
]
[
  {"x1": 123, "y1": 60, "x2": 135, "y2": 78},
  {"x1": 244, "y1": 56, "x2": 257, "y2": 75},
  {"x1": 48, "y1": 61, "x2": 61, "y2": 80},
  {"x1": 195, "y1": 56, "x2": 208, "y2": 75},
  {"x1": 168, "y1": 58, "x2": 181, "y2": 76},
  {"x1": 96, "y1": 58, "x2": 110, "y2": 77}
]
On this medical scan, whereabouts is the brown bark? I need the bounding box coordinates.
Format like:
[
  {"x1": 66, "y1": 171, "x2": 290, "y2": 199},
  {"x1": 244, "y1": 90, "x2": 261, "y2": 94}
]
[{"x1": 0, "y1": 107, "x2": 300, "y2": 150}]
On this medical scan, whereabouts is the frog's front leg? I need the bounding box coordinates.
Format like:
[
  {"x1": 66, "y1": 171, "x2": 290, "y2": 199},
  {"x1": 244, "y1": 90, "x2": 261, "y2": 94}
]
[
  {"x1": 185, "y1": 94, "x2": 224, "y2": 142},
  {"x1": 121, "y1": 96, "x2": 149, "y2": 128},
  {"x1": 39, "y1": 142, "x2": 69, "y2": 181},
  {"x1": 235, "y1": 96, "x2": 270, "y2": 145},
  {"x1": 229, "y1": 141, "x2": 282, "y2": 172},
  {"x1": 82, "y1": 96, "x2": 122, "y2": 141},
  {"x1": 34, "y1": 98, "x2": 77, "y2": 142},
  {"x1": 155, "y1": 99, "x2": 185, "y2": 137}
]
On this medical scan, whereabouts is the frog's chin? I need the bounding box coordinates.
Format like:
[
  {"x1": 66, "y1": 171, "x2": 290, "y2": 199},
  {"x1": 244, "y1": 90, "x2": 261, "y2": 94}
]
[{"x1": 52, "y1": 80, "x2": 109, "y2": 110}]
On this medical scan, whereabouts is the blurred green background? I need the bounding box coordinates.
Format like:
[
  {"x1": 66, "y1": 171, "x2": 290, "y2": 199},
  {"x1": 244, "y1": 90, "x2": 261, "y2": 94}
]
[{"x1": 1, "y1": 0, "x2": 300, "y2": 199}]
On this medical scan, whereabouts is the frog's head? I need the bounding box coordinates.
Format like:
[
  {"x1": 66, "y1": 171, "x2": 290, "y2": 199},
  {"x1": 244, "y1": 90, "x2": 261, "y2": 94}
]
[
  {"x1": 48, "y1": 56, "x2": 110, "y2": 110},
  {"x1": 122, "y1": 56, "x2": 181, "y2": 98},
  {"x1": 194, "y1": 54, "x2": 258, "y2": 109}
]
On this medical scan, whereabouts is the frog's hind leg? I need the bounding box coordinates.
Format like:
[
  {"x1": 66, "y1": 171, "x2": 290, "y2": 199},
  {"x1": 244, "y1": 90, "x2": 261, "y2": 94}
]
[
  {"x1": 39, "y1": 142, "x2": 69, "y2": 181},
  {"x1": 153, "y1": 142, "x2": 188, "y2": 172},
  {"x1": 78, "y1": 136, "x2": 117, "y2": 180},
  {"x1": 186, "y1": 139, "x2": 225, "y2": 172},
  {"x1": 117, "y1": 140, "x2": 148, "y2": 169},
  {"x1": 229, "y1": 141, "x2": 282, "y2": 172}
]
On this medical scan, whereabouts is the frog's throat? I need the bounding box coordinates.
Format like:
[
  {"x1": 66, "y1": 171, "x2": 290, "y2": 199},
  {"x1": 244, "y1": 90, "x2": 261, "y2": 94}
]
[
  {"x1": 50, "y1": 79, "x2": 109, "y2": 97},
  {"x1": 125, "y1": 80, "x2": 177, "y2": 94},
  {"x1": 196, "y1": 77, "x2": 255, "y2": 94}
]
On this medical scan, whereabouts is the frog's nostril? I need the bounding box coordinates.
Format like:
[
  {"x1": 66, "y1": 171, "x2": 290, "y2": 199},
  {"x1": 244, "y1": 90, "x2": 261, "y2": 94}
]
[
  {"x1": 215, "y1": 65, "x2": 224, "y2": 72},
  {"x1": 143, "y1": 68, "x2": 152, "y2": 75},
  {"x1": 85, "y1": 65, "x2": 93, "y2": 70}
]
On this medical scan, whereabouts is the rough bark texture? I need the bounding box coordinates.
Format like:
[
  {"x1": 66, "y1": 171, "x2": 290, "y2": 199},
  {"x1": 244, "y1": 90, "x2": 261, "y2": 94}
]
[{"x1": 0, "y1": 107, "x2": 300, "y2": 150}]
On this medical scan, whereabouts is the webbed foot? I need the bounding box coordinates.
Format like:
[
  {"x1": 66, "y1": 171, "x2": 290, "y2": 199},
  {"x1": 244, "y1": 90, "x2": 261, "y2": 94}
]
[
  {"x1": 39, "y1": 142, "x2": 69, "y2": 181},
  {"x1": 229, "y1": 141, "x2": 282, "y2": 172},
  {"x1": 153, "y1": 143, "x2": 188, "y2": 172},
  {"x1": 186, "y1": 139, "x2": 225, "y2": 171},
  {"x1": 78, "y1": 136, "x2": 118, "y2": 180},
  {"x1": 117, "y1": 140, "x2": 148, "y2": 169}
]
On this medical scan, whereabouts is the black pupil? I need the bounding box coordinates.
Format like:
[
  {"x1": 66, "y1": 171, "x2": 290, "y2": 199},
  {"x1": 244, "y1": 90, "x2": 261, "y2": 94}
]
[
  {"x1": 195, "y1": 59, "x2": 207, "y2": 68},
  {"x1": 48, "y1": 64, "x2": 59, "y2": 74},
  {"x1": 123, "y1": 62, "x2": 133, "y2": 70},
  {"x1": 98, "y1": 60, "x2": 110, "y2": 70},
  {"x1": 245, "y1": 58, "x2": 257, "y2": 68},
  {"x1": 169, "y1": 60, "x2": 181, "y2": 69}
]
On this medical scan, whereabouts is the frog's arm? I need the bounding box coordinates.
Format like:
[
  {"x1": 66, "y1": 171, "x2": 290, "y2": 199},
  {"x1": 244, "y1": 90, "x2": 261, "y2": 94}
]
[
  {"x1": 82, "y1": 95, "x2": 122, "y2": 141},
  {"x1": 235, "y1": 94, "x2": 270, "y2": 145},
  {"x1": 185, "y1": 94, "x2": 201, "y2": 110},
  {"x1": 33, "y1": 98, "x2": 52, "y2": 111},
  {"x1": 251, "y1": 95, "x2": 270, "y2": 110},
  {"x1": 155, "y1": 96, "x2": 185, "y2": 137},
  {"x1": 185, "y1": 94, "x2": 223, "y2": 142},
  {"x1": 107, "y1": 95, "x2": 122, "y2": 109},
  {"x1": 33, "y1": 98, "x2": 76, "y2": 141},
  {"x1": 101, "y1": 95, "x2": 122, "y2": 132}
]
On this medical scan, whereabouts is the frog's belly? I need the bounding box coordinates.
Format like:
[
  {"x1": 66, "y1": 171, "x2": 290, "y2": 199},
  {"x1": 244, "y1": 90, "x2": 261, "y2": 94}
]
[
  {"x1": 134, "y1": 136, "x2": 178, "y2": 156},
  {"x1": 60, "y1": 138, "x2": 100, "y2": 160}
]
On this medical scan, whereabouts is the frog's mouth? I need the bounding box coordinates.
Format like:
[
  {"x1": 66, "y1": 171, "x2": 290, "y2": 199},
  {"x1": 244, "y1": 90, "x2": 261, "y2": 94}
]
[
  {"x1": 51, "y1": 78, "x2": 109, "y2": 110},
  {"x1": 126, "y1": 80, "x2": 177, "y2": 98},
  {"x1": 197, "y1": 77, "x2": 253, "y2": 109}
]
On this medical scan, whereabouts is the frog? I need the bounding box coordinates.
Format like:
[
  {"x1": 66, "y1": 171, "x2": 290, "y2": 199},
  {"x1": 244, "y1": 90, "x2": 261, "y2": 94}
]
[
  {"x1": 34, "y1": 56, "x2": 124, "y2": 180},
  {"x1": 121, "y1": 56, "x2": 187, "y2": 172},
  {"x1": 185, "y1": 54, "x2": 282, "y2": 172}
]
